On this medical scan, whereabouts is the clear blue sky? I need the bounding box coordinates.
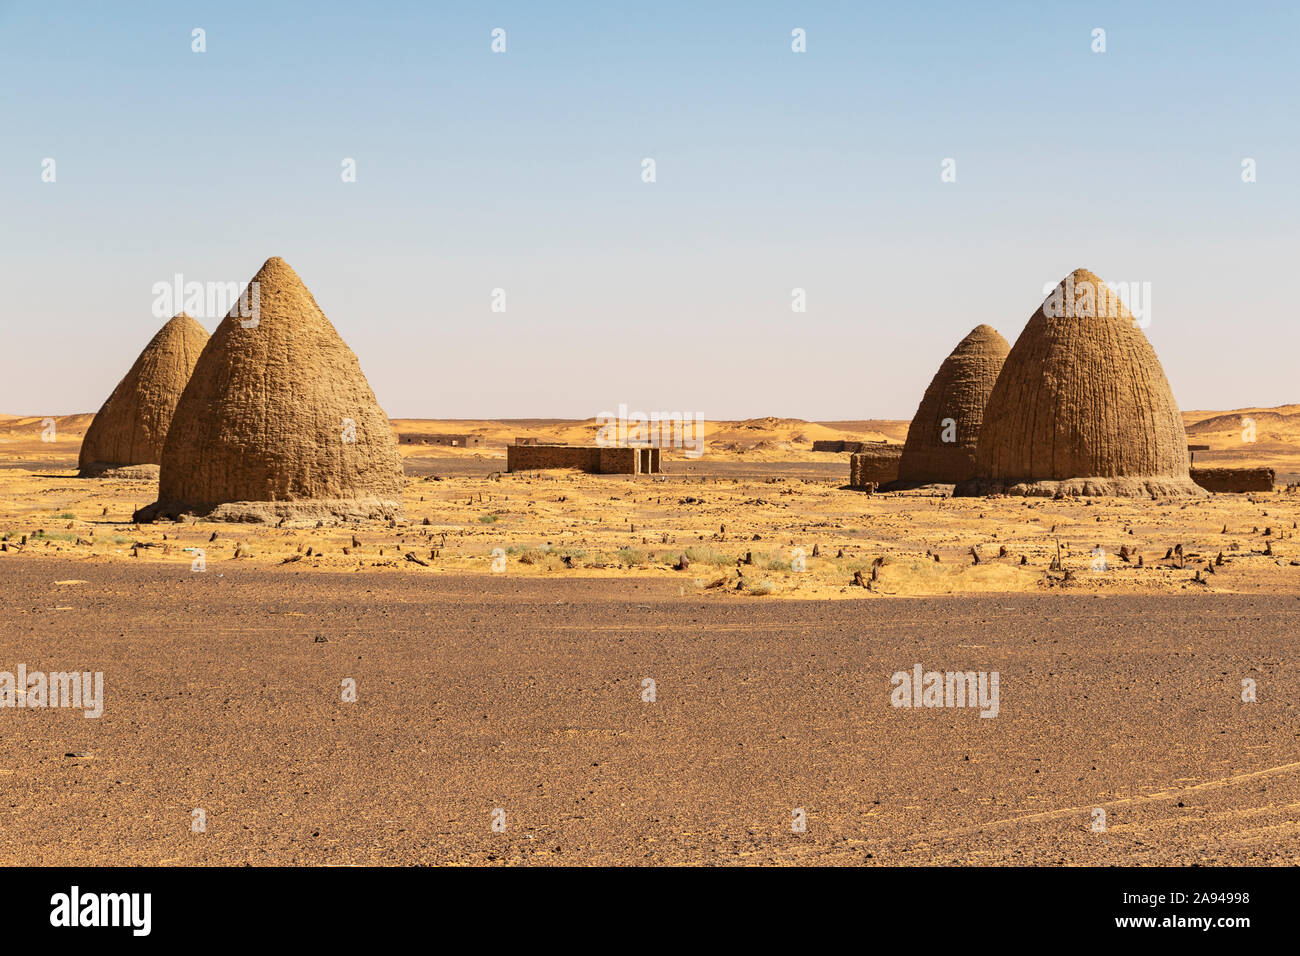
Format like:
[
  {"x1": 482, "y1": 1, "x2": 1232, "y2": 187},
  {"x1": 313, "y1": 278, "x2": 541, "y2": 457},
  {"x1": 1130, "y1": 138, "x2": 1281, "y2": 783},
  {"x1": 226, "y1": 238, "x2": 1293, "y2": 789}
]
[{"x1": 2, "y1": 1, "x2": 1296, "y2": 419}]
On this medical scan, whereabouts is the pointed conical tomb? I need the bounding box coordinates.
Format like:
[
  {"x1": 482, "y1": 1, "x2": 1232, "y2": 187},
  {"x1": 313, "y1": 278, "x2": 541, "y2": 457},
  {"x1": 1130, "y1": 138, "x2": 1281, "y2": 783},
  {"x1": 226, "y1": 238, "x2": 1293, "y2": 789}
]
[
  {"x1": 956, "y1": 269, "x2": 1203, "y2": 497},
  {"x1": 894, "y1": 324, "x2": 1010, "y2": 486},
  {"x1": 78, "y1": 313, "x2": 209, "y2": 477},
  {"x1": 135, "y1": 257, "x2": 405, "y2": 522}
]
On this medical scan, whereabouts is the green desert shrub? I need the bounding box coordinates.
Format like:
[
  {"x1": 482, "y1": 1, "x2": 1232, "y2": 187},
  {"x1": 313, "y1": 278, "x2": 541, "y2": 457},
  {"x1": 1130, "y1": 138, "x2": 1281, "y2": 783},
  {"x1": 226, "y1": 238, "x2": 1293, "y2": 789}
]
[
  {"x1": 617, "y1": 547, "x2": 648, "y2": 567},
  {"x1": 684, "y1": 545, "x2": 731, "y2": 566}
]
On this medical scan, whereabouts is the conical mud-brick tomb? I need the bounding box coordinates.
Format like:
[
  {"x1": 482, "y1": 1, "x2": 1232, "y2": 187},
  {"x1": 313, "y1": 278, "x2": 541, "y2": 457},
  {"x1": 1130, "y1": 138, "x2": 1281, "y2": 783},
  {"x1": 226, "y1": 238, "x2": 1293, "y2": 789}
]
[
  {"x1": 135, "y1": 257, "x2": 405, "y2": 522},
  {"x1": 78, "y1": 313, "x2": 209, "y2": 478},
  {"x1": 895, "y1": 324, "x2": 1009, "y2": 485},
  {"x1": 957, "y1": 268, "x2": 1202, "y2": 498}
]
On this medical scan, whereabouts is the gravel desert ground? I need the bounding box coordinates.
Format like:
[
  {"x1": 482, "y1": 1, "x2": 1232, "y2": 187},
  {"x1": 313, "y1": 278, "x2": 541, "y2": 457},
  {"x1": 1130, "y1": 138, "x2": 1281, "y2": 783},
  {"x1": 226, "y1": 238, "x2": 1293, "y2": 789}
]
[{"x1": 3, "y1": 558, "x2": 1299, "y2": 866}]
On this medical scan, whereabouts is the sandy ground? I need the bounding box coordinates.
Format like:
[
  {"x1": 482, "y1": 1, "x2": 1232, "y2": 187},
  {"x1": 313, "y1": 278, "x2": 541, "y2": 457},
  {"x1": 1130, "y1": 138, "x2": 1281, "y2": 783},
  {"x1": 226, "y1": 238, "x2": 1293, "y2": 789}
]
[
  {"x1": 1, "y1": 559, "x2": 1297, "y2": 866},
  {"x1": 1, "y1": 449, "x2": 1297, "y2": 599}
]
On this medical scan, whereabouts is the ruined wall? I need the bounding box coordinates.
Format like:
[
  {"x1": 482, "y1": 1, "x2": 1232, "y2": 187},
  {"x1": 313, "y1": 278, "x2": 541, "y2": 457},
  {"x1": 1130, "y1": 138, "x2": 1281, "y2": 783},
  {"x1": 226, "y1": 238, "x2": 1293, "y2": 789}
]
[
  {"x1": 1190, "y1": 467, "x2": 1275, "y2": 493},
  {"x1": 850, "y1": 445, "x2": 902, "y2": 487},
  {"x1": 400, "y1": 433, "x2": 486, "y2": 447},
  {"x1": 814, "y1": 440, "x2": 873, "y2": 453},
  {"x1": 599, "y1": 447, "x2": 640, "y2": 474},
  {"x1": 506, "y1": 445, "x2": 644, "y2": 475},
  {"x1": 507, "y1": 445, "x2": 599, "y2": 472}
]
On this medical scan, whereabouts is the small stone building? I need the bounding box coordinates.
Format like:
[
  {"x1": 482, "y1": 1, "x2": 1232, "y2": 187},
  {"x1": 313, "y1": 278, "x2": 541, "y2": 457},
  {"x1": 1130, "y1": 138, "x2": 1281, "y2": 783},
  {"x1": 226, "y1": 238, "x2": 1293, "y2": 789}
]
[
  {"x1": 400, "y1": 433, "x2": 485, "y2": 448},
  {"x1": 1190, "y1": 467, "x2": 1274, "y2": 493},
  {"x1": 813, "y1": 440, "x2": 873, "y2": 453},
  {"x1": 849, "y1": 444, "x2": 902, "y2": 488},
  {"x1": 506, "y1": 444, "x2": 661, "y2": 475}
]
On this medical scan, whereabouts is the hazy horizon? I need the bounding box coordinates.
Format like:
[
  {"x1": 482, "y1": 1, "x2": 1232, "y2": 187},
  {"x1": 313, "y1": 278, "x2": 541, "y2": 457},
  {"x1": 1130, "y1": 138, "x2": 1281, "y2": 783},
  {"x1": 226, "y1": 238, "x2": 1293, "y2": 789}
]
[{"x1": 4, "y1": 1, "x2": 1297, "y2": 421}]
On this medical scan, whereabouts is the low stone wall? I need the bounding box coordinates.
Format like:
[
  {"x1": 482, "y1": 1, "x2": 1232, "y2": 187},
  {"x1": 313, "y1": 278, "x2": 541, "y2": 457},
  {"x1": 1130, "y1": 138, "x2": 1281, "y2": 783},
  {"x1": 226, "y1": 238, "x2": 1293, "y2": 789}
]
[
  {"x1": 400, "y1": 433, "x2": 485, "y2": 447},
  {"x1": 506, "y1": 444, "x2": 655, "y2": 475},
  {"x1": 598, "y1": 447, "x2": 638, "y2": 474},
  {"x1": 507, "y1": 445, "x2": 599, "y2": 472},
  {"x1": 814, "y1": 440, "x2": 874, "y2": 453},
  {"x1": 1190, "y1": 467, "x2": 1275, "y2": 493},
  {"x1": 850, "y1": 445, "x2": 902, "y2": 487}
]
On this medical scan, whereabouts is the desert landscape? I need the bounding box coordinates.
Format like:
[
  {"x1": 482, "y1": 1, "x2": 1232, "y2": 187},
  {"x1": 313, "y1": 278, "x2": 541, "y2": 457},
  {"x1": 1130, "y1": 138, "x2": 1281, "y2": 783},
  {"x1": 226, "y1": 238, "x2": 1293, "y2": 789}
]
[
  {"x1": 2, "y1": 325, "x2": 1299, "y2": 865},
  {"x1": 4, "y1": 6, "x2": 1297, "y2": 897},
  {"x1": 2, "y1": 406, "x2": 1299, "y2": 600},
  {"x1": 4, "y1": 261, "x2": 1298, "y2": 600}
]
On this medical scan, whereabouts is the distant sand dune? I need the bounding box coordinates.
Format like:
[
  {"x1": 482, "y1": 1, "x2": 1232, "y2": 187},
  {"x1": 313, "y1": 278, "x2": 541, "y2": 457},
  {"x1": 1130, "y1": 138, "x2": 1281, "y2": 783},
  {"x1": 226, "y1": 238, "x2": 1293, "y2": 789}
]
[{"x1": 3, "y1": 406, "x2": 1297, "y2": 474}]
